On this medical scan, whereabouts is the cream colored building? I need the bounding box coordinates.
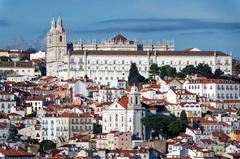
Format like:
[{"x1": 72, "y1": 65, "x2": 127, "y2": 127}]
[
  {"x1": 18, "y1": 125, "x2": 42, "y2": 141},
  {"x1": 95, "y1": 131, "x2": 132, "y2": 150}
]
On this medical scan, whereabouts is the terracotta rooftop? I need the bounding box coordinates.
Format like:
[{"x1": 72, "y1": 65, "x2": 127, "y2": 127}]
[
  {"x1": 0, "y1": 61, "x2": 33, "y2": 68},
  {"x1": 112, "y1": 34, "x2": 128, "y2": 42},
  {"x1": 117, "y1": 96, "x2": 129, "y2": 109},
  {"x1": 0, "y1": 147, "x2": 34, "y2": 157},
  {"x1": 58, "y1": 112, "x2": 92, "y2": 118}
]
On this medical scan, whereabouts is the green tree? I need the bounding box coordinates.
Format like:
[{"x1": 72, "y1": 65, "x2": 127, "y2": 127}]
[
  {"x1": 0, "y1": 56, "x2": 12, "y2": 62},
  {"x1": 196, "y1": 63, "x2": 213, "y2": 77},
  {"x1": 176, "y1": 72, "x2": 186, "y2": 78},
  {"x1": 181, "y1": 65, "x2": 197, "y2": 76},
  {"x1": 159, "y1": 65, "x2": 176, "y2": 79},
  {"x1": 214, "y1": 68, "x2": 224, "y2": 77},
  {"x1": 180, "y1": 110, "x2": 188, "y2": 126},
  {"x1": 20, "y1": 53, "x2": 30, "y2": 61},
  {"x1": 168, "y1": 119, "x2": 185, "y2": 137},
  {"x1": 141, "y1": 114, "x2": 186, "y2": 139},
  {"x1": 24, "y1": 48, "x2": 37, "y2": 54},
  {"x1": 128, "y1": 63, "x2": 146, "y2": 86},
  {"x1": 149, "y1": 63, "x2": 160, "y2": 80},
  {"x1": 39, "y1": 140, "x2": 56, "y2": 152}
]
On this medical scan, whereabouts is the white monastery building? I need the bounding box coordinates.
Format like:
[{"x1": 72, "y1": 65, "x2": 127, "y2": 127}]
[{"x1": 46, "y1": 17, "x2": 233, "y2": 85}]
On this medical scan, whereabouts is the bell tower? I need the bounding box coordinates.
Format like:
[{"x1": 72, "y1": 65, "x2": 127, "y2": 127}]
[
  {"x1": 46, "y1": 16, "x2": 67, "y2": 76},
  {"x1": 128, "y1": 86, "x2": 141, "y2": 109}
]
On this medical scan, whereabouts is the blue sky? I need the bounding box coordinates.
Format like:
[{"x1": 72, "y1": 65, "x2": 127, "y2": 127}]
[{"x1": 0, "y1": 0, "x2": 240, "y2": 58}]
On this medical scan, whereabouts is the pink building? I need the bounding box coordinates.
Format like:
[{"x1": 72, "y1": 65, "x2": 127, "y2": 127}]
[{"x1": 96, "y1": 131, "x2": 132, "y2": 150}]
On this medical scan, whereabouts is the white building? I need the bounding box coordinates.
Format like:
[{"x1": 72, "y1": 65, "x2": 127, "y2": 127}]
[
  {"x1": 42, "y1": 114, "x2": 58, "y2": 141},
  {"x1": 0, "y1": 123, "x2": 9, "y2": 144},
  {"x1": 183, "y1": 76, "x2": 240, "y2": 101},
  {"x1": 0, "y1": 91, "x2": 16, "y2": 114},
  {"x1": 166, "y1": 89, "x2": 197, "y2": 104},
  {"x1": 30, "y1": 51, "x2": 46, "y2": 60},
  {"x1": 46, "y1": 18, "x2": 233, "y2": 85},
  {"x1": 166, "y1": 102, "x2": 202, "y2": 117},
  {"x1": 73, "y1": 34, "x2": 174, "y2": 51},
  {"x1": 42, "y1": 112, "x2": 93, "y2": 142},
  {"x1": 159, "y1": 78, "x2": 183, "y2": 92},
  {"x1": 25, "y1": 96, "x2": 44, "y2": 112},
  {"x1": 0, "y1": 61, "x2": 40, "y2": 78},
  {"x1": 93, "y1": 87, "x2": 126, "y2": 102},
  {"x1": 102, "y1": 86, "x2": 146, "y2": 139},
  {"x1": 74, "y1": 78, "x2": 97, "y2": 97}
]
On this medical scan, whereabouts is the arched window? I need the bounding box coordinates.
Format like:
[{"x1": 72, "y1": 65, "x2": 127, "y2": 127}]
[{"x1": 60, "y1": 36, "x2": 62, "y2": 42}]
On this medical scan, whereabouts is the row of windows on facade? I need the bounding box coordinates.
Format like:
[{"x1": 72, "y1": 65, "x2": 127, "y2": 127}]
[
  {"x1": 71, "y1": 64, "x2": 229, "y2": 73},
  {"x1": 174, "y1": 110, "x2": 200, "y2": 116},
  {"x1": 200, "y1": 92, "x2": 239, "y2": 99},
  {"x1": 43, "y1": 118, "x2": 92, "y2": 124},
  {"x1": 170, "y1": 105, "x2": 200, "y2": 109},
  {"x1": 104, "y1": 125, "x2": 132, "y2": 131},
  {"x1": 14, "y1": 69, "x2": 32, "y2": 73},
  {"x1": 187, "y1": 85, "x2": 239, "y2": 90},
  {"x1": 0, "y1": 95, "x2": 14, "y2": 99},
  {"x1": 95, "y1": 76, "x2": 126, "y2": 81},
  {"x1": 73, "y1": 58, "x2": 230, "y2": 66},
  {"x1": 1, "y1": 103, "x2": 15, "y2": 108},
  {"x1": 49, "y1": 36, "x2": 63, "y2": 43},
  {"x1": 71, "y1": 118, "x2": 92, "y2": 124},
  {"x1": 100, "y1": 90, "x2": 125, "y2": 94},
  {"x1": 216, "y1": 93, "x2": 239, "y2": 99},
  {"x1": 203, "y1": 125, "x2": 222, "y2": 131},
  {"x1": 46, "y1": 125, "x2": 92, "y2": 131},
  {"x1": 27, "y1": 101, "x2": 42, "y2": 106},
  {"x1": 104, "y1": 115, "x2": 132, "y2": 123}
]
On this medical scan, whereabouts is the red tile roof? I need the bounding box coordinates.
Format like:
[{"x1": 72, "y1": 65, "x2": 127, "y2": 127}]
[
  {"x1": 58, "y1": 112, "x2": 92, "y2": 118},
  {"x1": 112, "y1": 34, "x2": 128, "y2": 42},
  {"x1": 0, "y1": 148, "x2": 34, "y2": 157},
  {"x1": 172, "y1": 89, "x2": 196, "y2": 95},
  {"x1": 117, "y1": 96, "x2": 129, "y2": 109}
]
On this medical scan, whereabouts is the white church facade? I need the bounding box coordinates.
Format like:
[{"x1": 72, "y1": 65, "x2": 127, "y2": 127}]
[
  {"x1": 101, "y1": 86, "x2": 146, "y2": 139},
  {"x1": 46, "y1": 17, "x2": 233, "y2": 85}
]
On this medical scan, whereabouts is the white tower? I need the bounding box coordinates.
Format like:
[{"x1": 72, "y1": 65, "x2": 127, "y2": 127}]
[
  {"x1": 46, "y1": 16, "x2": 67, "y2": 76},
  {"x1": 128, "y1": 86, "x2": 141, "y2": 109},
  {"x1": 127, "y1": 86, "x2": 145, "y2": 139}
]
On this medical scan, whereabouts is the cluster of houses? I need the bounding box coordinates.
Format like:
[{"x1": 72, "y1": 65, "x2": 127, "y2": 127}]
[{"x1": 0, "y1": 72, "x2": 239, "y2": 159}]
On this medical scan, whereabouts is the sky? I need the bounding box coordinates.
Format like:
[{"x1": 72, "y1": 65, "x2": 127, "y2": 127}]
[{"x1": 0, "y1": 0, "x2": 240, "y2": 58}]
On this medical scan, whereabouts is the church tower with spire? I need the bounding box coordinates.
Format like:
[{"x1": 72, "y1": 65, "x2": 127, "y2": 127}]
[{"x1": 46, "y1": 16, "x2": 67, "y2": 76}]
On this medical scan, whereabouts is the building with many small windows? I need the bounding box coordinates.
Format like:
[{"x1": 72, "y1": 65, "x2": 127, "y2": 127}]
[
  {"x1": 0, "y1": 61, "x2": 41, "y2": 79},
  {"x1": 0, "y1": 91, "x2": 16, "y2": 114},
  {"x1": 46, "y1": 18, "x2": 233, "y2": 85},
  {"x1": 42, "y1": 112, "x2": 93, "y2": 144},
  {"x1": 183, "y1": 75, "x2": 240, "y2": 101},
  {"x1": 95, "y1": 131, "x2": 132, "y2": 150}
]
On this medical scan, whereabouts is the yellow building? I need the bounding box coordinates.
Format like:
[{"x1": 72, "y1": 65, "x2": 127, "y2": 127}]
[{"x1": 229, "y1": 130, "x2": 240, "y2": 142}]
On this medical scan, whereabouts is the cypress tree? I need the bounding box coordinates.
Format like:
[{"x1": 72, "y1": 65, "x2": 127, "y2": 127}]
[{"x1": 128, "y1": 63, "x2": 146, "y2": 86}]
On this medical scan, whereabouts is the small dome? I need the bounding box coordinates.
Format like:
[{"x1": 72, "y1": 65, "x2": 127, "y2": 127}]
[{"x1": 131, "y1": 85, "x2": 138, "y2": 93}]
